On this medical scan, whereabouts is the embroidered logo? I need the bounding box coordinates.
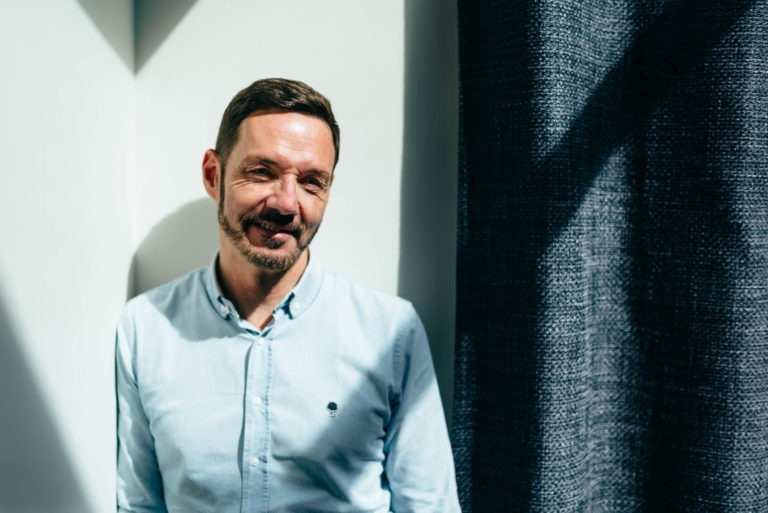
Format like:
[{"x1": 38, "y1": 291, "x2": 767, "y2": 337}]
[{"x1": 326, "y1": 401, "x2": 339, "y2": 418}]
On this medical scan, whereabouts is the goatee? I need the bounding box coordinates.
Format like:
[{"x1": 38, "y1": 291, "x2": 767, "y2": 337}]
[{"x1": 218, "y1": 204, "x2": 319, "y2": 273}]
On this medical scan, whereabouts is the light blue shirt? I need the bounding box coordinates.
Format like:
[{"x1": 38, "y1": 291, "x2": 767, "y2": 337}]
[{"x1": 116, "y1": 255, "x2": 460, "y2": 513}]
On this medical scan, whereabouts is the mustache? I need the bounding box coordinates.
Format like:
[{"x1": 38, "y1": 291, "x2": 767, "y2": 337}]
[{"x1": 240, "y1": 210, "x2": 303, "y2": 237}]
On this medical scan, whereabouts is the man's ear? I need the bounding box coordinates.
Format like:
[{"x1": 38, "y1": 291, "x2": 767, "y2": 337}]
[{"x1": 202, "y1": 149, "x2": 222, "y2": 202}]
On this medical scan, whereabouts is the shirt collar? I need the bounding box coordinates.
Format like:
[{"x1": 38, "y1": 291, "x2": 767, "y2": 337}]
[{"x1": 204, "y1": 252, "x2": 323, "y2": 320}]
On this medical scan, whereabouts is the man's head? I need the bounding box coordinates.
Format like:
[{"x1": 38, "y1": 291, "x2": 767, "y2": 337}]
[
  {"x1": 203, "y1": 78, "x2": 339, "y2": 274},
  {"x1": 215, "y1": 78, "x2": 340, "y2": 169}
]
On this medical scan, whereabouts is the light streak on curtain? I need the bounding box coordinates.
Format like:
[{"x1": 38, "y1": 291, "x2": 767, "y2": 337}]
[{"x1": 453, "y1": 1, "x2": 768, "y2": 511}]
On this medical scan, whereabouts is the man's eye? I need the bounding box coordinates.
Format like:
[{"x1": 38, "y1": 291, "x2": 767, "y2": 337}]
[
  {"x1": 246, "y1": 168, "x2": 272, "y2": 178},
  {"x1": 301, "y1": 177, "x2": 328, "y2": 192}
]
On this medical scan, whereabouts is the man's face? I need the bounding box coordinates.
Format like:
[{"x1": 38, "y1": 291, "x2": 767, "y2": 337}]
[{"x1": 207, "y1": 111, "x2": 335, "y2": 273}]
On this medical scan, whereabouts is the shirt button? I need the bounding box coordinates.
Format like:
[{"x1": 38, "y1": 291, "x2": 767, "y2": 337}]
[
  {"x1": 293, "y1": 301, "x2": 302, "y2": 311},
  {"x1": 253, "y1": 396, "x2": 263, "y2": 407},
  {"x1": 219, "y1": 305, "x2": 230, "y2": 316},
  {"x1": 250, "y1": 456, "x2": 259, "y2": 467}
]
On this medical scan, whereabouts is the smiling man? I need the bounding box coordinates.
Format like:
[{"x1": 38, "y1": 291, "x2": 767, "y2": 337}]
[{"x1": 115, "y1": 78, "x2": 461, "y2": 513}]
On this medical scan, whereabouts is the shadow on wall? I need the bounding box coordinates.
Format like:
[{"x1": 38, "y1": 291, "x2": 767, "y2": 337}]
[
  {"x1": 76, "y1": 0, "x2": 198, "y2": 73},
  {"x1": 75, "y1": 0, "x2": 133, "y2": 71},
  {"x1": 0, "y1": 285, "x2": 93, "y2": 513},
  {"x1": 133, "y1": 0, "x2": 198, "y2": 72},
  {"x1": 399, "y1": 0, "x2": 459, "y2": 426},
  {"x1": 129, "y1": 198, "x2": 219, "y2": 298}
]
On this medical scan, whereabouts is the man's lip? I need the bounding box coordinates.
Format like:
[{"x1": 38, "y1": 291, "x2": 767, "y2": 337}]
[{"x1": 250, "y1": 222, "x2": 296, "y2": 236}]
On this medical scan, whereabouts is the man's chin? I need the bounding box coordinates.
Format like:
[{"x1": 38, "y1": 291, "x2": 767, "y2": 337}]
[{"x1": 241, "y1": 246, "x2": 304, "y2": 273}]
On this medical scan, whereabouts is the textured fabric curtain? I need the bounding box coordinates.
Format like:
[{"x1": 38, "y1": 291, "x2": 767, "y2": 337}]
[{"x1": 453, "y1": 1, "x2": 768, "y2": 511}]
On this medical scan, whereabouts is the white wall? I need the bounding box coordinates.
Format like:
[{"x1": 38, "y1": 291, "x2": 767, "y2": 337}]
[
  {"x1": 0, "y1": 1, "x2": 134, "y2": 512},
  {"x1": 0, "y1": 1, "x2": 457, "y2": 511}
]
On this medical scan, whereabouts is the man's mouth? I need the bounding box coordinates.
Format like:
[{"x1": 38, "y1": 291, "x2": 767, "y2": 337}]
[
  {"x1": 239, "y1": 210, "x2": 303, "y2": 245},
  {"x1": 256, "y1": 222, "x2": 289, "y2": 235},
  {"x1": 245, "y1": 220, "x2": 301, "y2": 240}
]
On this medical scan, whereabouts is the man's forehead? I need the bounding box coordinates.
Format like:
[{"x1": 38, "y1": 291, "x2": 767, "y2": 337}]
[
  {"x1": 238, "y1": 110, "x2": 330, "y2": 133},
  {"x1": 230, "y1": 112, "x2": 335, "y2": 171},
  {"x1": 233, "y1": 110, "x2": 332, "y2": 148}
]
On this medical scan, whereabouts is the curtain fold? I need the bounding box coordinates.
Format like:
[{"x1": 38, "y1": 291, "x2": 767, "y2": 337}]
[{"x1": 453, "y1": 1, "x2": 768, "y2": 511}]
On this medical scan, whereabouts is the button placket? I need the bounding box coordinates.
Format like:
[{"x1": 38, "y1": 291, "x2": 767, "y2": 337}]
[{"x1": 241, "y1": 331, "x2": 271, "y2": 511}]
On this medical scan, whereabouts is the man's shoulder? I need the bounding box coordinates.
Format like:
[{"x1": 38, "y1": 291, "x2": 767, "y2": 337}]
[
  {"x1": 315, "y1": 266, "x2": 428, "y2": 359},
  {"x1": 318, "y1": 265, "x2": 417, "y2": 321},
  {"x1": 123, "y1": 266, "x2": 210, "y2": 319}
]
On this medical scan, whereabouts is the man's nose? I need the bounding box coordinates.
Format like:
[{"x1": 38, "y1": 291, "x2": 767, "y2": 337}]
[{"x1": 267, "y1": 176, "x2": 299, "y2": 216}]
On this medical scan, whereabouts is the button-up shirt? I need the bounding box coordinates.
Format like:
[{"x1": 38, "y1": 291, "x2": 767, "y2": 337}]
[{"x1": 116, "y1": 256, "x2": 460, "y2": 512}]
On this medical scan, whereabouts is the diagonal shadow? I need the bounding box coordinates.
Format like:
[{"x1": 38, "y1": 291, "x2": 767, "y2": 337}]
[
  {"x1": 455, "y1": 0, "x2": 760, "y2": 510},
  {"x1": 75, "y1": 0, "x2": 134, "y2": 71},
  {"x1": 133, "y1": 0, "x2": 198, "y2": 73},
  {"x1": 462, "y1": 0, "x2": 759, "y2": 247},
  {"x1": 0, "y1": 283, "x2": 93, "y2": 513},
  {"x1": 76, "y1": 0, "x2": 198, "y2": 74},
  {"x1": 532, "y1": 0, "x2": 758, "y2": 207}
]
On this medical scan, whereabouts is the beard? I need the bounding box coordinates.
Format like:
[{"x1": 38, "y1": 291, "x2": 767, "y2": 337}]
[{"x1": 218, "y1": 199, "x2": 320, "y2": 273}]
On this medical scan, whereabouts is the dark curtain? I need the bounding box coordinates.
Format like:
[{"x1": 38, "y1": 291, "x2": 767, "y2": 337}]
[{"x1": 453, "y1": 1, "x2": 768, "y2": 511}]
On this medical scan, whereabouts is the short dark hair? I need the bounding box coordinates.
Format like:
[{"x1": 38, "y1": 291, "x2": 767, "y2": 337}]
[{"x1": 215, "y1": 78, "x2": 340, "y2": 168}]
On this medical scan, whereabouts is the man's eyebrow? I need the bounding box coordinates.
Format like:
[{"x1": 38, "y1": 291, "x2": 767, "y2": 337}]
[
  {"x1": 302, "y1": 168, "x2": 332, "y2": 178},
  {"x1": 239, "y1": 155, "x2": 279, "y2": 169},
  {"x1": 239, "y1": 155, "x2": 332, "y2": 176}
]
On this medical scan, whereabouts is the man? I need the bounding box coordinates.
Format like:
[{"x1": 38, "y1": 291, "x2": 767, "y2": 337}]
[{"x1": 116, "y1": 78, "x2": 460, "y2": 512}]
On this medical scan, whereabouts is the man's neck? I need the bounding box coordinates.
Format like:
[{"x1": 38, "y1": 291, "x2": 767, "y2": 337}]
[{"x1": 217, "y1": 246, "x2": 308, "y2": 330}]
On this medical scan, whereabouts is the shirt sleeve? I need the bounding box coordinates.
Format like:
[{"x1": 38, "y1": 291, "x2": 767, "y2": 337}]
[
  {"x1": 115, "y1": 307, "x2": 167, "y2": 513},
  {"x1": 384, "y1": 303, "x2": 462, "y2": 513}
]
